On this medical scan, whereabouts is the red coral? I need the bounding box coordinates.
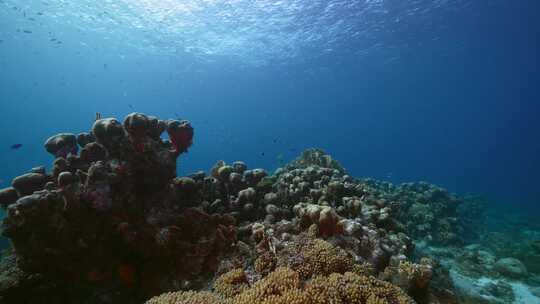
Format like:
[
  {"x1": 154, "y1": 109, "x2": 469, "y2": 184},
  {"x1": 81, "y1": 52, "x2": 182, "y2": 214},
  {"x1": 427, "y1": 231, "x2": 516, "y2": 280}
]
[{"x1": 167, "y1": 120, "x2": 194, "y2": 154}]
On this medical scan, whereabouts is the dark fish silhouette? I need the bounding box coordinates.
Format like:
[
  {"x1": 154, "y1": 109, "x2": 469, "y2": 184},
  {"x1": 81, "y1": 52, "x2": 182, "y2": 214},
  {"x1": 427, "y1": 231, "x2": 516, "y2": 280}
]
[
  {"x1": 128, "y1": 104, "x2": 134, "y2": 110},
  {"x1": 23, "y1": 30, "x2": 32, "y2": 34},
  {"x1": 10, "y1": 143, "x2": 23, "y2": 150}
]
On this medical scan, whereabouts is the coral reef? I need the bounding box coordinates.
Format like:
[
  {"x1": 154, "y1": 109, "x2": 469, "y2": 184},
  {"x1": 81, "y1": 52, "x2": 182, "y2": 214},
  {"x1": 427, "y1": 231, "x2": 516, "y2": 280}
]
[
  {"x1": 146, "y1": 266, "x2": 415, "y2": 304},
  {"x1": 0, "y1": 123, "x2": 481, "y2": 303},
  {"x1": 0, "y1": 113, "x2": 236, "y2": 302}
]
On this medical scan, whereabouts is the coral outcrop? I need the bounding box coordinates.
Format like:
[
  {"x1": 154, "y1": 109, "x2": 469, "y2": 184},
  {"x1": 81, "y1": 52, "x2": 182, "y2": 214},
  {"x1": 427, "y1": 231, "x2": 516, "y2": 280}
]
[
  {"x1": 0, "y1": 113, "x2": 235, "y2": 302},
  {"x1": 0, "y1": 122, "x2": 473, "y2": 303}
]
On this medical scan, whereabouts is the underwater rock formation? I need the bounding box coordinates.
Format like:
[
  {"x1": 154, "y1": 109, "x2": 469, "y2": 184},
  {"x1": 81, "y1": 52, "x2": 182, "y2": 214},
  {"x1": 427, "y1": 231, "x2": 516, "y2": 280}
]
[{"x1": 0, "y1": 123, "x2": 476, "y2": 303}]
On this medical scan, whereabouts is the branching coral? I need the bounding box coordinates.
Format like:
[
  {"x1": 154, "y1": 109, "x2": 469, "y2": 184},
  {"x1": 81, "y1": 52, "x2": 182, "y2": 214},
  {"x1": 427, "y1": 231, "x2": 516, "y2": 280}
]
[
  {"x1": 306, "y1": 272, "x2": 414, "y2": 304},
  {"x1": 254, "y1": 252, "x2": 277, "y2": 276},
  {"x1": 214, "y1": 268, "x2": 249, "y2": 297},
  {"x1": 279, "y1": 238, "x2": 354, "y2": 279},
  {"x1": 146, "y1": 267, "x2": 415, "y2": 304},
  {"x1": 146, "y1": 291, "x2": 221, "y2": 304}
]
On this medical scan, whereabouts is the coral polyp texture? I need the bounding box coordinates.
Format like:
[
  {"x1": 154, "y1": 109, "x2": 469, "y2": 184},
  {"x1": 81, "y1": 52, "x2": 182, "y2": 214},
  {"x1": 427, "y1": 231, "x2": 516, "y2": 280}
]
[
  {"x1": 146, "y1": 265, "x2": 415, "y2": 304},
  {"x1": 0, "y1": 117, "x2": 482, "y2": 303}
]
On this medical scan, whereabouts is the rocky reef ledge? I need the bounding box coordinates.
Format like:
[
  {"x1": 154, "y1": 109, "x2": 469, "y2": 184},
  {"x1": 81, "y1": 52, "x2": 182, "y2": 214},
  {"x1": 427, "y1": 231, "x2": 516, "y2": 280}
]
[{"x1": 0, "y1": 113, "x2": 485, "y2": 303}]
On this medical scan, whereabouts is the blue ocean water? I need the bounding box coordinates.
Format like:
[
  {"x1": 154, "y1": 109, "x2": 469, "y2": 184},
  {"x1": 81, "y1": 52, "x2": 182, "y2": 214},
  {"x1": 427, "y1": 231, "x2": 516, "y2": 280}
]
[{"x1": 0, "y1": 0, "x2": 539, "y2": 215}]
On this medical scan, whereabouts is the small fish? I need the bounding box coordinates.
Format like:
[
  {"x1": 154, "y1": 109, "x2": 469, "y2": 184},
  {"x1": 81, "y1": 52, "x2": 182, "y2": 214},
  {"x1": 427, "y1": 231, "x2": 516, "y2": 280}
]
[
  {"x1": 50, "y1": 38, "x2": 56, "y2": 41},
  {"x1": 10, "y1": 143, "x2": 23, "y2": 150},
  {"x1": 261, "y1": 152, "x2": 265, "y2": 156},
  {"x1": 23, "y1": 30, "x2": 32, "y2": 34},
  {"x1": 128, "y1": 104, "x2": 134, "y2": 110},
  {"x1": 272, "y1": 138, "x2": 278, "y2": 143},
  {"x1": 95, "y1": 112, "x2": 102, "y2": 121},
  {"x1": 28, "y1": 17, "x2": 35, "y2": 21},
  {"x1": 103, "y1": 63, "x2": 108, "y2": 69}
]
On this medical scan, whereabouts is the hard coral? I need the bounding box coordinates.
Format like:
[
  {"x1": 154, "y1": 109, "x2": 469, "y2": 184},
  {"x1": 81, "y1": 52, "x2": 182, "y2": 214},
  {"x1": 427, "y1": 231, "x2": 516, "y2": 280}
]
[
  {"x1": 278, "y1": 238, "x2": 353, "y2": 279},
  {"x1": 214, "y1": 268, "x2": 249, "y2": 297},
  {"x1": 146, "y1": 291, "x2": 221, "y2": 304},
  {"x1": 254, "y1": 252, "x2": 277, "y2": 276},
  {"x1": 293, "y1": 203, "x2": 342, "y2": 238},
  {"x1": 44, "y1": 133, "x2": 78, "y2": 158},
  {"x1": 0, "y1": 113, "x2": 211, "y2": 302},
  {"x1": 146, "y1": 267, "x2": 415, "y2": 304},
  {"x1": 306, "y1": 272, "x2": 414, "y2": 304},
  {"x1": 167, "y1": 119, "x2": 194, "y2": 154}
]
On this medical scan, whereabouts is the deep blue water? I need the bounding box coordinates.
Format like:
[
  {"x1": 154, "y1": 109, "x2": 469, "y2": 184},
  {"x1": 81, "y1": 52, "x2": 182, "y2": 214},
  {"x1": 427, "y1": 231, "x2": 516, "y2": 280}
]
[{"x1": 0, "y1": 0, "x2": 539, "y2": 214}]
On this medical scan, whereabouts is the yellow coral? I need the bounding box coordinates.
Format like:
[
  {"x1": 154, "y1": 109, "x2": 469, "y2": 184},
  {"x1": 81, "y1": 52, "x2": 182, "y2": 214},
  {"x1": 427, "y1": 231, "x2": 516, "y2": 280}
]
[
  {"x1": 146, "y1": 267, "x2": 415, "y2": 304},
  {"x1": 231, "y1": 267, "x2": 301, "y2": 304},
  {"x1": 307, "y1": 223, "x2": 319, "y2": 239},
  {"x1": 254, "y1": 252, "x2": 276, "y2": 275},
  {"x1": 366, "y1": 294, "x2": 386, "y2": 304},
  {"x1": 145, "y1": 291, "x2": 221, "y2": 304},
  {"x1": 214, "y1": 268, "x2": 249, "y2": 297},
  {"x1": 147, "y1": 241, "x2": 415, "y2": 304},
  {"x1": 397, "y1": 260, "x2": 432, "y2": 290},
  {"x1": 286, "y1": 238, "x2": 353, "y2": 279},
  {"x1": 352, "y1": 262, "x2": 376, "y2": 277},
  {"x1": 309, "y1": 272, "x2": 413, "y2": 304}
]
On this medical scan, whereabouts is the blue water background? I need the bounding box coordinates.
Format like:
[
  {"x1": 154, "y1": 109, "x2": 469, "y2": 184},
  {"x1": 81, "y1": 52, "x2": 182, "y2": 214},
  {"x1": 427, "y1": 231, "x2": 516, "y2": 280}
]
[{"x1": 0, "y1": 0, "x2": 539, "y2": 217}]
